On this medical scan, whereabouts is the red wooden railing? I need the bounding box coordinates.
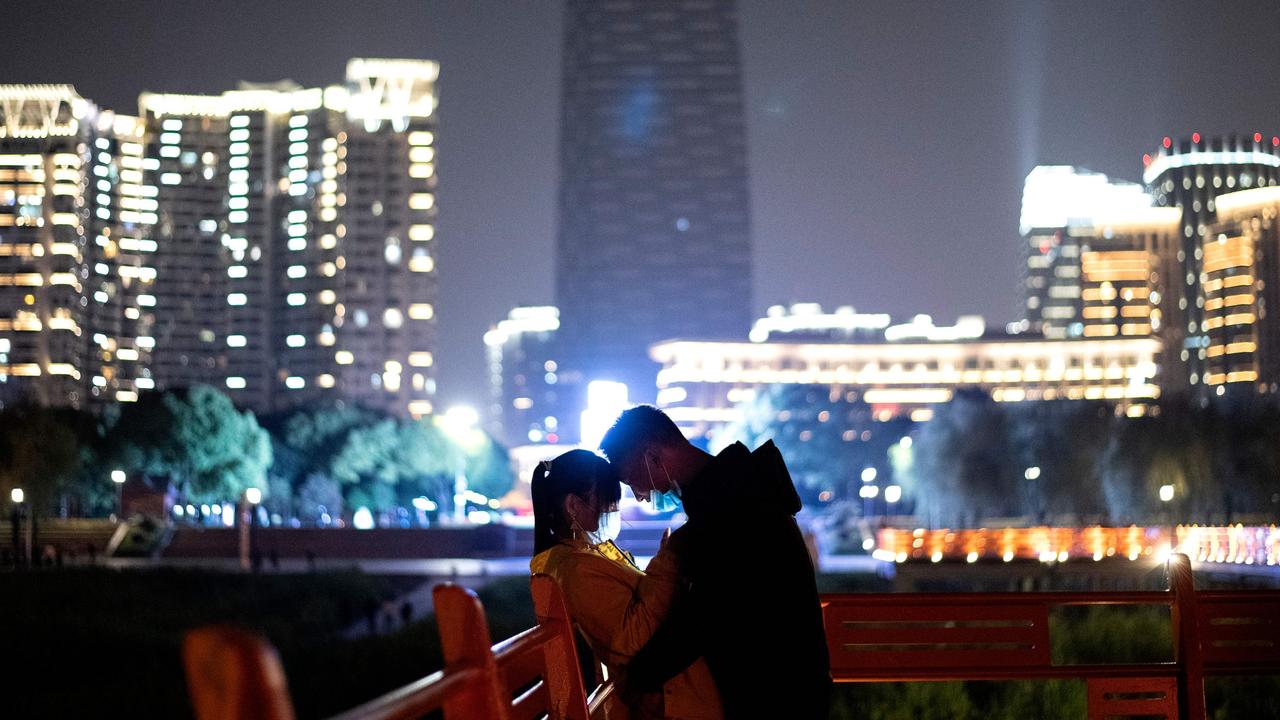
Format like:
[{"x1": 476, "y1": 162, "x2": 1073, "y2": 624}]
[{"x1": 183, "y1": 554, "x2": 1278, "y2": 720}]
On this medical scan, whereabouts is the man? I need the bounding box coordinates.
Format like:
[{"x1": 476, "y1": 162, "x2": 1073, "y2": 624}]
[{"x1": 600, "y1": 405, "x2": 831, "y2": 719}]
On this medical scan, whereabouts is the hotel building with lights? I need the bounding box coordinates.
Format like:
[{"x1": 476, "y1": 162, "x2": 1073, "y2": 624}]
[
  {"x1": 0, "y1": 85, "x2": 155, "y2": 407},
  {"x1": 1144, "y1": 134, "x2": 1280, "y2": 389},
  {"x1": 1201, "y1": 186, "x2": 1280, "y2": 392},
  {"x1": 0, "y1": 59, "x2": 439, "y2": 417},
  {"x1": 651, "y1": 304, "x2": 1161, "y2": 441}
]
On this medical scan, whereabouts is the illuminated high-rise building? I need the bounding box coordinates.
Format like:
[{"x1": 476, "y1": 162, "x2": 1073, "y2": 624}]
[
  {"x1": 1144, "y1": 133, "x2": 1280, "y2": 389},
  {"x1": 0, "y1": 86, "x2": 155, "y2": 408},
  {"x1": 484, "y1": 306, "x2": 563, "y2": 447},
  {"x1": 555, "y1": 0, "x2": 753, "y2": 418},
  {"x1": 138, "y1": 59, "x2": 440, "y2": 416},
  {"x1": 1201, "y1": 186, "x2": 1280, "y2": 393},
  {"x1": 1019, "y1": 166, "x2": 1154, "y2": 339},
  {"x1": 1, "y1": 59, "x2": 438, "y2": 416}
]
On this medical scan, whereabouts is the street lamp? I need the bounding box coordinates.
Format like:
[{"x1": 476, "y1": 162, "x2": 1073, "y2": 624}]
[
  {"x1": 9, "y1": 487, "x2": 24, "y2": 568},
  {"x1": 1024, "y1": 466, "x2": 1041, "y2": 481},
  {"x1": 1159, "y1": 484, "x2": 1177, "y2": 555},
  {"x1": 438, "y1": 405, "x2": 481, "y2": 524},
  {"x1": 239, "y1": 487, "x2": 263, "y2": 571},
  {"x1": 884, "y1": 485, "x2": 902, "y2": 504},
  {"x1": 111, "y1": 469, "x2": 126, "y2": 519}
]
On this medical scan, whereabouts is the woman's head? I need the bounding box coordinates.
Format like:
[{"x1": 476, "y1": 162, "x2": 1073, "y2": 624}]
[{"x1": 531, "y1": 449, "x2": 622, "y2": 553}]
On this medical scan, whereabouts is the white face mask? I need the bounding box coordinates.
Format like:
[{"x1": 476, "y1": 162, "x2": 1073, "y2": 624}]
[{"x1": 587, "y1": 511, "x2": 621, "y2": 545}]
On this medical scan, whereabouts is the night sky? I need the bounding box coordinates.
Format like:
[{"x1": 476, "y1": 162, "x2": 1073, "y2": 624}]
[{"x1": 7, "y1": 1, "x2": 1280, "y2": 409}]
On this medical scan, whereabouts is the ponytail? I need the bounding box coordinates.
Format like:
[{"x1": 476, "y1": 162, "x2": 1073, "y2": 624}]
[{"x1": 531, "y1": 461, "x2": 557, "y2": 554}]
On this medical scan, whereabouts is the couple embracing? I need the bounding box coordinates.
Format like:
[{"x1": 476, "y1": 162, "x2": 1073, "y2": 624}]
[{"x1": 529, "y1": 405, "x2": 831, "y2": 720}]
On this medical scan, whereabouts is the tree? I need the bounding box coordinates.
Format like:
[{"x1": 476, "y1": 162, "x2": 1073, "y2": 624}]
[
  {"x1": 1005, "y1": 401, "x2": 1112, "y2": 521},
  {"x1": 911, "y1": 389, "x2": 1019, "y2": 526},
  {"x1": 106, "y1": 386, "x2": 272, "y2": 503}
]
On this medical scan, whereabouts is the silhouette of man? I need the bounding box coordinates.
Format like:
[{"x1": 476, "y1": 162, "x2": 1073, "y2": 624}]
[{"x1": 601, "y1": 405, "x2": 831, "y2": 719}]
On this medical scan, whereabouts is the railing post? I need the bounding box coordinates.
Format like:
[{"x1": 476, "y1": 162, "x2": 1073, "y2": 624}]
[
  {"x1": 434, "y1": 584, "x2": 510, "y2": 720},
  {"x1": 1170, "y1": 552, "x2": 1206, "y2": 720},
  {"x1": 530, "y1": 574, "x2": 591, "y2": 720},
  {"x1": 183, "y1": 626, "x2": 296, "y2": 720}
]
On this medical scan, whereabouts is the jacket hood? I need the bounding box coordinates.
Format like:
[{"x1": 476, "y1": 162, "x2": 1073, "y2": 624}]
[{"x1": 683, "y1": 440, "x2": 802, "y2": 518}]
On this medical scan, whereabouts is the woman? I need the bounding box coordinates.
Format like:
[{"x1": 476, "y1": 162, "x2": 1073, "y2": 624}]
[{"x1": 529, "y1": 449, "x2": 722, "y2": 720}]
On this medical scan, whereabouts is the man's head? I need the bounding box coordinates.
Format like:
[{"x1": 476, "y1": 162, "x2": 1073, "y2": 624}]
[{"x1": 600, "y1": 405, "x2": 699, "y2": 501}]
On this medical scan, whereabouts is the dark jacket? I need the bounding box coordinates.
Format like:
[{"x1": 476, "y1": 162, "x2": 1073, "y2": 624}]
[{"x1": 627, "y1": 441, "x2": 831, "y2": 719}]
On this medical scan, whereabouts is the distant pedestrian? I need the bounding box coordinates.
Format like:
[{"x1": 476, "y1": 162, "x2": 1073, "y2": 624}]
[{"x1": 381, "y1": 599, "x2": 396, "y2": 634}]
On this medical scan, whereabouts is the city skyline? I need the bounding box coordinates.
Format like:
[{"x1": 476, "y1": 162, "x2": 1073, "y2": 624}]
[{"x1": 7, "y1": 0, "x2": 1280, "y2": 410}]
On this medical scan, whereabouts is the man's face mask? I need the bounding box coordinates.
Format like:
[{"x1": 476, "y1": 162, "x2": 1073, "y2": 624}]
[{"x1": 643, "y1": 456, "x2": 682, "y2": 513}]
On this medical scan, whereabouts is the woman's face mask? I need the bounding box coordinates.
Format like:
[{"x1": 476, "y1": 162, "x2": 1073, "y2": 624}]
[
  {"x1": 587, "y1": 510, "x2": 621, "y2": 545},
  {"x1": 569, "y1": 494, "x2": 621, "y2": 545}
]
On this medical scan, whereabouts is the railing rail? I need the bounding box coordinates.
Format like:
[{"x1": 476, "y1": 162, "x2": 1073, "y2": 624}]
[{"x1": 183, "y1": 554, "x2": 1278, "y2": 720}]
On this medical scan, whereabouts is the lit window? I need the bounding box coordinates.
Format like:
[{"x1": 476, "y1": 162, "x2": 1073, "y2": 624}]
[
  {"x1": 226, "y1": 377, "x2": 247, "y2": 389},
  {"x1": 286, "y1": 292, "x2": 306, "y2": 306},
  {"x1": 317, "y1": 373, "x2": 335, "y2": 388},
  {"x1": 409, "y1": 254, "x2": 434, "y2": 273},
  {"x1": 286, "y1": 334, "x2": 305, "y2": 347},
  {"x1": 287, "y1": 265, "x2": 306, "y2": 279},
  {"x1": 227, "y1": 293, "x2": 247, "y2": 306},
  {"x1": 285, "y1": 376, "x2": 305, "y2": 389},
  {"x1": 383, "y1": 308, "x2": 404, "y2": 328},
  {"x1": 318, "y1": 289, "x2": 336, "y2": 304},
  {"x1": 227, "y1": 334, "x2": 247, "y2": 347},
  {"x1": 335, "y1": 350, "x2": 354, "y2": 365}
]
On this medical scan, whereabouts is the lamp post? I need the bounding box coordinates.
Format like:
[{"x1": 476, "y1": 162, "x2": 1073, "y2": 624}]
[
  {"x1": 1159, "y1": 484, "x2": 1176, "y2": 554},
  {"x1": 10, "y1": 487, "x2": 24, "y2": 569},
  {"x1": 438, "y1": 405, "x2": 480, "y2": 525},
  {"x1": 239, "y1": 487, "x2": 262, "y2": 571},
  {"x1": 111, "y1": 469, "x2": 126, "y2": 520}
]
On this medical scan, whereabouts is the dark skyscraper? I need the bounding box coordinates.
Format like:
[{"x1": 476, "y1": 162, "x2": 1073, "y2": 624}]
[{"x1": 555, "y1": 0, "x2": 752, "y2": 419}]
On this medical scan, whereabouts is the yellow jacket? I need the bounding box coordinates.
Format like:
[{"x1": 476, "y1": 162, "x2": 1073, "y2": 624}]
[{"x1": 530, "y1": 539, "x2": 722, "y2": 720}]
